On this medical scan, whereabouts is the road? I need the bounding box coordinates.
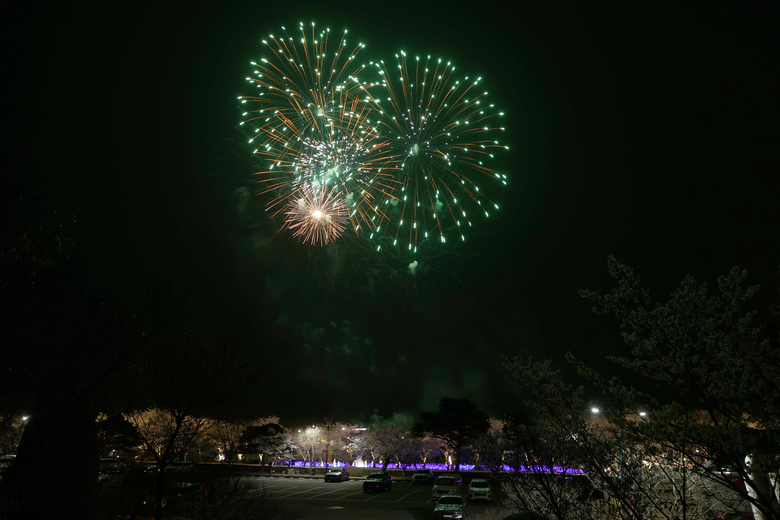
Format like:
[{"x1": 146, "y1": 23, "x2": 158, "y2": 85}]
[{"x1": 246, "y1": 475, "x2": 506, "y2": 520}]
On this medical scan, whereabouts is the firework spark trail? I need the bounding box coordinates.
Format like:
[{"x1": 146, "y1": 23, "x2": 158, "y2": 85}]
[
  {"x1": 237, "y1": 25, "x2": 510, "y2": 250},
  {"x1": 282, "y1": 186, "x2": 349, "y2": 246},
  {"x1": 357, "y1": 52, "x2": 509, "y2": 252},
  {"x1": 239, "y1": 22, "x2": 404, "y2": 236}
]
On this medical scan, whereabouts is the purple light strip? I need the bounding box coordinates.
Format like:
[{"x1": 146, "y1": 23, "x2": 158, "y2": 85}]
[{"x1": 281, "y1": 461, "x2": 583, "y2": 474}]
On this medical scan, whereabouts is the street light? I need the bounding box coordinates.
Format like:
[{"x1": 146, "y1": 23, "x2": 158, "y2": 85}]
[
  {"x1": 590, "y1": 407, "x2": 623, "y2": 481},
  {"x1": 591, "y1": 407, "x2": 626, "y2": 520}
]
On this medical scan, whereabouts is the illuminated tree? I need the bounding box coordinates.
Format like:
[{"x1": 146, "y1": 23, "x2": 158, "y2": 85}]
[
  {"x1": 124, "y1": 408, "x2": 206, "y2": 463},
  {"x1": 359, "y1": 420, "x2": 411, "y2": 471},
  {"x1": 334, "y1": 423, "x2": 365, "y2": 464},
  {"x1": 0, "y1": 415, "x2": 27, "y2": 457},
  {"x1": 410, "y1": 435, "x2": 441, "y2": 468},
  {"x1": 242, "y1": 422, "x2": 293, "y2": 465},
  {"x1": 123, "y1": 333, "x2": 261, "y2": 519},
  {"x1": 205, "y1": 419, "x2": 247, "y2": 464},
  {"x1": 294, "y1": 426, "x2": 323, "y2": 464},
  {"x1": 473, "y1": 417, "x2": 506, "y2": 469}
]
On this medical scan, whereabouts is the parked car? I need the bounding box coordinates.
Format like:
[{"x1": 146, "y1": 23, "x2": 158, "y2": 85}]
[
  {"x1": 0, "y1": 455, "x2": 16, "y2": 472},
  {"x1": 168, "y1": 460, "x2": 195, "y2": 473},
  {"x1": 433, "y1": 494, "x2": 469, "y2": 518},
  {"x1": 99, "y1": 458, "x2": 126, "y2": 473},
  {"x1": 432, "y1": 474, "x2": 463, "y2": 500},
  {"x1": 324, "y1": 468, "x2": 350, "y2": 482},
  {"x1": 412, "y1": 468, "x2": 435, "y2": 484},
  {"x1": 467, "y1": 478, "x2": 492, "y2": 501},
  {"x1": 363, "y1": 472, "x2": 392, "y2": 492},
  {"x1": 136, "y1": 482, "x2": 204, "y2": 518}
]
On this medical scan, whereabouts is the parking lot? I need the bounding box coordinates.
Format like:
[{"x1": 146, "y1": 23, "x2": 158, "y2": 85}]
[{"x1": 245, "y1": 475, "x2": 507, "y2": 519}]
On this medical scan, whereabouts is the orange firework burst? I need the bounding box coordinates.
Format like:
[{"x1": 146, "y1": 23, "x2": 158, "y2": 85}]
[
  {"x1": 239, "y1": 22, "x2": 401, "y2": 236},
  {"x1": 282, "y1": 186, "x2": 348, "y2": 245}
]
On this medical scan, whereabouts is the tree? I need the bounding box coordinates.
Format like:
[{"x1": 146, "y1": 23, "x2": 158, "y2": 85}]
[
  {"x1": 0, "y1": 218, "x2": 180, "y2": 520},
  {"x1": 0, "y1": 415, "x2": 27, "y2": 457},
  {"x1": 410, "y1": 435, "x2": 441, "y2": 468},
  {"x1": 206, "y1": 419, "x2": 247, "y2": 464},
  {"x1": 501, "y1": 259, "x2": 780, "y2": 520},
  {"x1": 412, "y1": 397, "x2": 490, "y2": 472},
  {"x1": 360, "y1": 419, "x2": 411, "y2": 472},
  {"x1": 575, "y1": 257, "x2": 780, "y2": 520},
  {"x1": 295, "y1": 426, "x2": 323, "y2": 465},
  {"x1": 333, "y1": 423, "x2": 364, "y2": 464},
  {"x1": 502, "y1": 358, "x2": 621, "y2": 520},
  {"x1": 475, "y1": 417, "x2": 507, "y2": 473},
  {"x1": 95, "y1": 413, "x2": 141, "y2": 457},
  {"x1": 242, "y1": 422, "x2": 293, "y2": 464},
  {"x1": 125, "y1": 408, "x2": 207, "y2": 463},
  {"x1": 122, "y1": 333, "x2": 262, "y2": 520}
]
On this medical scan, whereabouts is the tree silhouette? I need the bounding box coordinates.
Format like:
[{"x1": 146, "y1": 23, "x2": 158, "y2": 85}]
[{"x1": 412, "y1": 397, "x2": 490, "y2": 472}]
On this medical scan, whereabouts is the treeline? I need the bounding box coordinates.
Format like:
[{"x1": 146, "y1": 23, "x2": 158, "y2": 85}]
[{"x1": 81, "y1": 398, "x2": 501, "y2": 473}]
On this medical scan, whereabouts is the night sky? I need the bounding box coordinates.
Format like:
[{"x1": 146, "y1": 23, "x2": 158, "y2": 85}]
[{"x1": 5, "y1": 0, "x2": 779, "y2": 424}]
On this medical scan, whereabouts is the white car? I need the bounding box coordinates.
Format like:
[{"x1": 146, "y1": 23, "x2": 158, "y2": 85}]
[
  {"x1": 434, "y1": 494, "x2": 469, "y2": 518},
  {"x1": 467, "y1": 478, "x2": 492, "y2": 501},
  {"x1": 432, "y1": 474, "x2": 463, "y2": 500}
]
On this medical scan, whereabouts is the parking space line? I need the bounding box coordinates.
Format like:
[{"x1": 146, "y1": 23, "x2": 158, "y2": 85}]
[
  {"x1": 276, "y1": 490, "x2": 316, "y2": 499},
  {"x1": 338, "y1": 491, "x2": 367, "y2": 500},
  {"x1": 269, "y1": 486, "x2": 300, "y2": 494},
  {"x1": 308, "y1": 490, "x2": 344, "y2": 499},
  {"x1": 395, "y1": 491, "x2": 419, "y2": 502}
]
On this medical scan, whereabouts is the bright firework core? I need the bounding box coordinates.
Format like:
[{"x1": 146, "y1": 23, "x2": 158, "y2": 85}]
[
  {"x1": 240, "y1": 23, "x2": 509, "y2": 249},
  {"x1": 283, "y1": 187, "x2": 348, "y2": 246}
]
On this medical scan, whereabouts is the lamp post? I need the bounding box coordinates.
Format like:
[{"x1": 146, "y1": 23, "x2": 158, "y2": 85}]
[
  {"x1": 325, "y1": 422, "x2": 331, "y2": 470},
  {"x1": 592, "y1": 407, "x2": 625, "y2": 520},
  {"x1": 591, "y1": 408, "x2": 623, "y2": 482},
  {"x1": 310, "y1": 425, "x2": 316, "y2": 474}
]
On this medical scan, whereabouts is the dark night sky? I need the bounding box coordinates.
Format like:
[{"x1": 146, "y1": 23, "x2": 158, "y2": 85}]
[{"x1": 4, "y1": 0, "x2": 779, "y2": 423}]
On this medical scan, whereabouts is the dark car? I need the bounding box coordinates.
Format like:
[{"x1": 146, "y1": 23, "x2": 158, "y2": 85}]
[
  {"x1": 412, "y1": 468, "x2": 435, "y2": 484},
  {"x1": 135, "y1": 482, "x2": 204, "y2": 519},
  {"x1": 99, "y1": 458, "x2": 126, "y2": 473},
  {"x1": 363, "y1": 472, "x2": 392, "y2": 492},
  {"x1": 433, "y1": 494, "x2": 469, "y2": 518},
  {"x1": 324, "y1": 468, "x2": 350, "y2": 482},
  {"x1": 169, "y1": 460, "x2": 195, "y2": 473}
]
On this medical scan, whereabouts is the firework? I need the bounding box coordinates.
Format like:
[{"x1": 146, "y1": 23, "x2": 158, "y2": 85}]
[
  {"x1": 282, "y1": 186, "x2": 349, "y2": 246},
  {"x1": 238, "y1": 23, "x2": 398, "y2": 236},
  {"x1": 359, "y1": 52, "x2": 509, "y2": 252}
]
